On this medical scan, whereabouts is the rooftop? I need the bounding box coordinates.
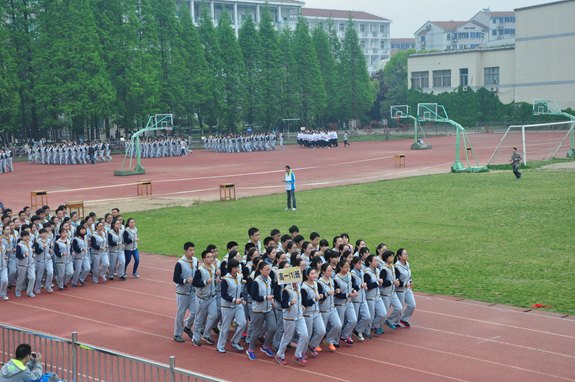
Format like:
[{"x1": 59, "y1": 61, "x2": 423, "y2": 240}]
[
  {"x1": 301, "y1": 8, "x2": 389, "y2": 21},
  {"x1": 515, "y1": 0, "x2": 574, "y2": 11},
  {"x1": 487, "y1": 11, "x2": 516, "y2": 16},
  {"x1": 432, "y1": 21, "x2": 468, "y2": 30}
]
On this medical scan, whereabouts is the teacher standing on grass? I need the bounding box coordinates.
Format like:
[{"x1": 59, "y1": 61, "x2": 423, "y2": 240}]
[{"x1": 283, "y1": 165, "x2": 296, "y2": 211}]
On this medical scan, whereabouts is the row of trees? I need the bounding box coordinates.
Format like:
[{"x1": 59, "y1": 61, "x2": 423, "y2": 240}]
[{"x1": 0, "y1": 0, "x2": 378, "y2": 141}]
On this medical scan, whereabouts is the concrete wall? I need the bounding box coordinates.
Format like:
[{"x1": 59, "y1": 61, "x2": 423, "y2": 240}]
[
  {"x1": 514, "y1": 0, "x2": 575, "y2": 109},
  {"x1": 408, "y1": 47, "x2": 516, "y2": 103}
]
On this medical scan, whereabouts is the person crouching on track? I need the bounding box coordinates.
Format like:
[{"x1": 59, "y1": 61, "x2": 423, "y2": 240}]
[{"x1": 217, "y1": 256, "x2": 247, "y2": 353}]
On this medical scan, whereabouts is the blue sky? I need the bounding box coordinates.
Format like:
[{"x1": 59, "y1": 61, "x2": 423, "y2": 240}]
[{"x1": 304, "y1": 0, "x2": 549, "y2": 37}]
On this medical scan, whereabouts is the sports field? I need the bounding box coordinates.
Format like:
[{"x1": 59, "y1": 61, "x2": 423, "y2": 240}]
[{"x1": 1, "y1": 135, "x2": 574, "y2": 381}]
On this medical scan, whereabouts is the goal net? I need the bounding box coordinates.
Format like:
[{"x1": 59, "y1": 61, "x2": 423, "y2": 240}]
[{"x1": 487, "y1": 121, "x2": 575, "y2": 166}]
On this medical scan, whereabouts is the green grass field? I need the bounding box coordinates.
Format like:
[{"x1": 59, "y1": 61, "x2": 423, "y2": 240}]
[{"x1": 128, "y1": 167, "x2": 575, "y2": 314}]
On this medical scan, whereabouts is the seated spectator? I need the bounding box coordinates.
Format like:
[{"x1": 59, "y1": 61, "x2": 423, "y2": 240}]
[{"x1": 0, "y1": 343, "x2": 43, "y2": 381}]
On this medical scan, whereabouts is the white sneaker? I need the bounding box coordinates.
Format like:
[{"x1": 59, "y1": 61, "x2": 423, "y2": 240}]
[
  {"x1": 285, "y1": 208, "x2": 290, "y2": 210},
  {"x1": 292, "y1": 208, "x2": 296, "y2": 211}
]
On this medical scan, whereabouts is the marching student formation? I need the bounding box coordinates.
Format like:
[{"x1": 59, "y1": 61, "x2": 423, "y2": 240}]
[
  {"x1": 125, "y1": 137, "x2": 191, "y2": 158},
  {"x1": 297, "y1": 130, "x2": 339, "y2": 148},
  {"x1": 203, "y1": 132, "x2": 283, "y2": 153},
  {"x1": 0, "y1": 204, "x2": 140, "y2": 301},
  {"x1": 25, "y1": 142, "x2": 113, "y2": 165},
  {"x1": 173, "y1": 226, "x2": 416, "y2": 366}
]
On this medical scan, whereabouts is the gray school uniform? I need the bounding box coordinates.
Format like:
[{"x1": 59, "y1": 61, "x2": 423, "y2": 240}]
[
  {"x1": 34, "y1": 237, "x2": 53, "y2": 292},
  {"x1": 54, "y1": 238, "x2": 73, "y2": 288},
  {"x1": 301, "y1": 281, "x2": 327, "y2": 349},
  {"x1": 277, "y1": 283, "x2": 308, "y2": 359},
  {"x1": 72, "y1": 236, "x2": 90, "y2": 285},
  {"x1": 388, "y1": 261, "x2": 416, "y2": 325},
  {"x1": 248, "y1": 275, "x2": 277, "y2": 351},
  {"x1": 174, "y1": 255, "x2": 198, "y2": 337},
  {"x1": 5, "y1": 235, "x2": 18, "y2": 286},
  {"x1": 318, "y1": 277, "x2": 342, "y2": 346},
  {"x1": 90, "y1": 231, "x2": 110, "y2": 282},
  {"x1": 192, "y1": 264, "x2": 218, "y2": 342},
  {"x1": 351, "y1": 269, "x2": 371, "y2": 335},
  {"x1": 0, "y1": 243, "x2": 8, "y2": 297},
  {"x1": 107, "y1": 230, "x2": 125, "y2": 277},
  {"x1": 0, "y1": 152, "x2": 6, "y2": 173},
  {"x1": 16, "y1": 241, "x2": 36, "y2": 295},
  {"x1": 217, "y1": 273, "x2": 247, "y2": 352},
  {"x1": 365, "y1": 267, "x2": 387, "y2": 330},
  {"x1": 333, "y1": 273, "x2": 358, "y2": 339},
  {"x1": 380, "y1": 263, "x2": 402, "y2": 322}
]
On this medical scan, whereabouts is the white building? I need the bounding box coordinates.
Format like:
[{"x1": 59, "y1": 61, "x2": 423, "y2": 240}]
[
  {"x1": 407, "y1": 0, "x2": 575, "y2": 109},
  {"x1": 414, "y1": 9, "x2": 515, "y2": 52},
  {"x1": 301, "y1": 8, "x2": 391, "y2": 75},
  {"x1": 390, "y1": 38, "x2": 415, "y2": 58},
  {"x1": 176, "y1": 0, "x2": 304, "y2": 36}
]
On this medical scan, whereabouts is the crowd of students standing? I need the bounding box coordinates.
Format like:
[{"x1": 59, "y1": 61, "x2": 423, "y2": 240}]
[
  {"x1": 173, "y1": 225, "x2": 416, "y2": 366},
  {"x1": 0, "y1": 205, "x2": 140, "y2": 301}
]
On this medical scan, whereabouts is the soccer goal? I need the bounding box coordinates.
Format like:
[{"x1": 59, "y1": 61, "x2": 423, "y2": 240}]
[{"x1": 487, "y1": 100, "x2": 575, "y2": 166}]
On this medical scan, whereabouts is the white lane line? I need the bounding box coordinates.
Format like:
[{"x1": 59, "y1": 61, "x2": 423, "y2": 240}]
[
  {"x1": 373, "y1": 336, "x2": 575, "y2": 382},
  {"x1": 418, "y1": 309, "x2": 575, "y2": 340}
]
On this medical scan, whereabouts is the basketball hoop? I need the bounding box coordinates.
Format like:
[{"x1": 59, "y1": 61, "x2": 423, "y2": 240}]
[{"x1": 393, "y1": 117, "x2": 400, "y2": 122}]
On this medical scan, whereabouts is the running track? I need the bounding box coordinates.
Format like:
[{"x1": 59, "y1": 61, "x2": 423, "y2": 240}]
[
  {"x1": 2, "y1": 134, "x2": 507, "y2": 209},
  {"x1": 1, "y1": 253, "x2": 574, "y2": 382}
]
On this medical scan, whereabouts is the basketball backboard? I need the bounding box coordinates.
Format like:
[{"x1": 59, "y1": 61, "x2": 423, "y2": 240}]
[{"x1": 533, "y1": 99, "x2": 562, "y2": 115}]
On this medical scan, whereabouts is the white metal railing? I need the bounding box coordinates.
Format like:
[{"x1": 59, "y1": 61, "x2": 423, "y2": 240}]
[{"x1": 0, "y1": 324, "x2": 224, "y2": 382}]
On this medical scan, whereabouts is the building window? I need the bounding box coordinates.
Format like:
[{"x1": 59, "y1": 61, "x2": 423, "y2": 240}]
[
  {"x1": 470, "y1": 44, "x2": 479, "y2": 48},
  {"x1": 460, "y1": 69, "x2": 468, "y2": 86},
  {"x1": 369, "y1": 24, "x2": 373, "y2": 32},
  {"x1": 433, "y1": 70, "x2": 451, "y2": 88},
  {"x1": 360, "y1": 41, "x2": 365, "y2": 50},
  {"x1": 380, "y1": 25, "x2": 385, "y2": 33},
  {"x1": 500, "y1": 17, "x2": 504, "y2": 23},
  {"x1": 339, "y1": 23, "x2": 345, "y2": 31},
  {"x1": 492, "y1": 18, "x2": 497, "y2": 24},
  {"x1": 380, "y1": 41, "x2": 385, "y2": 49},
  {"x1": 447, "y1": 33, "x2": 451, "y2": 40},
  {"x1": 492, "y1": 30, "x2": 497, "y2": 36},
  {"x1": 360, "y1": 24, "x2": 365, "y2": 32},
  {"x1": 421, "y1": 36, "x2": 426, "y2": 42},
  {"x1": 411, "y1": 72, "x2": 429, "y2": 89},
  {"x1": 485, "y1": 67, "x2": 499, "y2": 85}
]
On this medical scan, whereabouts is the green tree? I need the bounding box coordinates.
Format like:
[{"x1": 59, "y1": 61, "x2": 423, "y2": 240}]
[
  {"x1": 178, "y1": 4, "x2": 210, "y2": 128},
  {"x1": 0, "y1": 6, "x2": 20, "y2": 134},
  {"x1": 238, "y1": 15, "x2": 260, "y2": 126},
  {"x1": 277, "y1": 24, "x2": 299, "y2": 121},
  {"x1": 150, "y1": 0, "x2": 186, "y2": 116},
  {"x1": 216, "y1": 6, "x2": 247, "y2": 131},
  {"x1": 5, "y1": 0, "x2": 40, "y2": 140},
  {"x1": 35, "y1": 0, "x2": 115, "y2": 140},
  {"x1": 197, "y1": 2, "x2": 224, "y2": 132},
  {"x1": 256, "y1": 6, "x2": 282, "y2": 129},
  {"x1": 340, "y1": 15, "x2": 376, "y2": 121},
  {"x1": 293, "y1": 16, "x2": 326, "y2": 125},
  {"x1": 312, "y1": 23, "x2": 339, "y2": 123},
  {"x1": 380, "y1": 49, "x2": 413, "y2": 120}
]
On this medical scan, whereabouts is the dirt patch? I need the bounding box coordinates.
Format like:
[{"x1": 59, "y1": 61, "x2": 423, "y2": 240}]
[
  {"x1": 86, "y1": 196, "x2": 205, "y2": 217},
  {"x1": 539, "y1": 161, "x2": 575, "y2": 170}
]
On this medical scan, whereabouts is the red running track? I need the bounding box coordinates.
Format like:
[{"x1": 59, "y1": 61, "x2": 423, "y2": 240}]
[
  {"x1": 1, "y1": 253, "x2": 574, "y2": 382},
  {"x1": 1, "y1": 134, "x2": 505, "y2": 210}
]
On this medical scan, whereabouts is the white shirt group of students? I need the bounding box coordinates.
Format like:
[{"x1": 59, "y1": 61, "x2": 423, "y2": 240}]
[
  {"x1": 26, "y1": 142, "x2": 113, "y2": 165},
  {"x1": 125, "y1": 137, "x2": 190, "y2": 158},
  {"x1": 297, "y1": 130, "x2": 339, "y2": 148},
  {"x1": 173, "y1": 227, "x2": 415, "y2": 367},
  {"x1": 0, "y1": 206, "x2": 140, "y2": 301},
  {"x1": 203, "y1": 133, "x2": 283, "y2": 153}
]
